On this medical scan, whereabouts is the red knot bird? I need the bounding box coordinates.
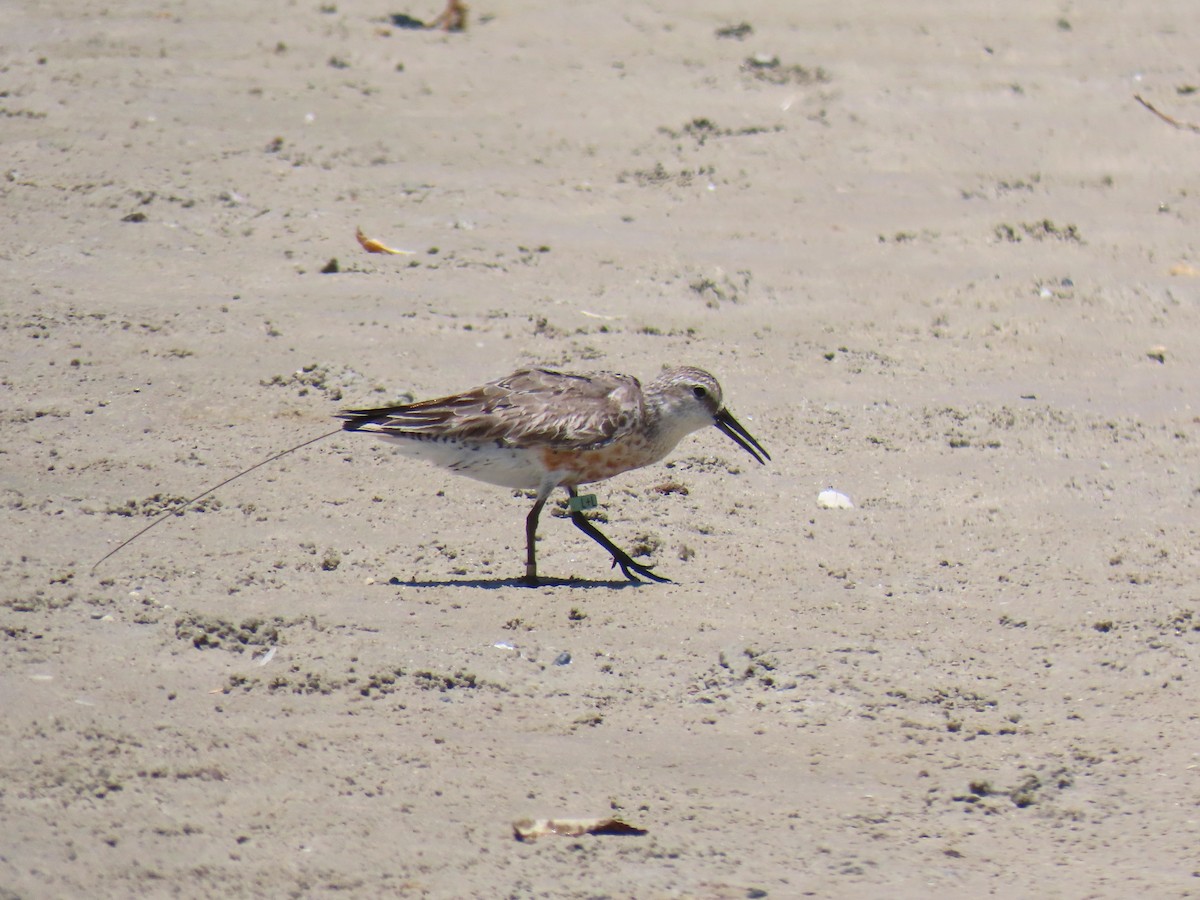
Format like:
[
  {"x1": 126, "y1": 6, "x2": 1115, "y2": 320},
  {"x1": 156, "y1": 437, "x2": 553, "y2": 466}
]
[{"x1": 336, "y1": 366, "x2": 769, "y2": 585}]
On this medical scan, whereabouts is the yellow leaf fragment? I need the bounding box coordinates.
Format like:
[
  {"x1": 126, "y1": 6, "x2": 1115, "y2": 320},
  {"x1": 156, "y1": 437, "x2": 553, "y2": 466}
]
[{"x1": 355, "y1": 227, "x2": 413, "y2": 255}]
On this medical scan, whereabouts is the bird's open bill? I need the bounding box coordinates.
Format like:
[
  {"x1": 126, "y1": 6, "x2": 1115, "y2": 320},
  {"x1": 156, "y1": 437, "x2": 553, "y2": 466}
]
[{"x1": 713, "y1": 409, "x2": 770, "y2": 465}]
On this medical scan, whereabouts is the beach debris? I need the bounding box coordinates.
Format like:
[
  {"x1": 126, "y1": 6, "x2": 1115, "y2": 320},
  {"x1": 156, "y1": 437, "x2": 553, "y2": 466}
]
[
  {"x1": 513, "y1": 817, "x2": 647, "y2": 842},
  {"x1": 427, "y1": 0, "x2": 467, "y2": 31},
  {"x1": 1147, "y1": 346, "x2": 1167, "y2": 364},
  {"x1": 355, "y1": 227, "x2": 414, "y2": 255},
  {"x1": 1134, "y1": 94, "x2": 1200, "y2": 134},
  {"x1": 715, "y1": 22, "x2": 753, "y2": 41},
  {"x1": 1168, "y1": 262, "x2": 1200, "y2": 277},
  {"x1": 254, "y1": 646, "x2": 277, "y2": 667},
  {"x1": 817, "y1": 488, "x2": 854, "y2": 510},
  {"x1": 390, "y1": 1, "x2": 466, "y2": 30}
]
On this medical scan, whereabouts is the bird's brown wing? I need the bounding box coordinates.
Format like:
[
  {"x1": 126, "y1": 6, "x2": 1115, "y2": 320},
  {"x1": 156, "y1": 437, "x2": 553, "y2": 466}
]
[{"x1": 336, "y1": 368, "x2": 644, "y2": 450}]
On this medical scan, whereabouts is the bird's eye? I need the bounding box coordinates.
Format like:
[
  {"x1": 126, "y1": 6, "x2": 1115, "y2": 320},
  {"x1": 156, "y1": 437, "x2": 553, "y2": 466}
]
[{"x1": 692, "y1": 385, "x2": 707, "y2": 399}]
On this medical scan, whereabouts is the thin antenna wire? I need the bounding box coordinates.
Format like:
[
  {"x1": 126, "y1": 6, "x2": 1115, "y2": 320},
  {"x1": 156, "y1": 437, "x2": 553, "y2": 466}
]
[{"x1": 91, "y1": 428, "x2": 342, "y2": 575}]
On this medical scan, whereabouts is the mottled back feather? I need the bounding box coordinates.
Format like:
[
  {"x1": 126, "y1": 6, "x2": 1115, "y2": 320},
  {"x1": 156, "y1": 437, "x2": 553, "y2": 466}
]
[{"x1": 336, "y1": 368, "x2": 646, "y2": 450}]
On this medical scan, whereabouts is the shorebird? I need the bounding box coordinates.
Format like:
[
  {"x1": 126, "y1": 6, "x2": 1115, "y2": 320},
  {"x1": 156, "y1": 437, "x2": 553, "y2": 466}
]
[{"x1": 337, "y1": 366, "x2": 770, "y2": 584}]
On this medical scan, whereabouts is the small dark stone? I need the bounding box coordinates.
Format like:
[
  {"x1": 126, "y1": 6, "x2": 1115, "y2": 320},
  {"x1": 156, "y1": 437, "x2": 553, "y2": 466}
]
[{"x1": 391, "y1": 13, "x2": 426, "y2": 28}]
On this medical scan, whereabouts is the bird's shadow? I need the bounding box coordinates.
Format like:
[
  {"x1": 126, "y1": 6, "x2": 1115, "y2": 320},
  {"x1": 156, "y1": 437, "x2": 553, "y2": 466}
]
[{"x1": 381, "y1": 575, "x2": 657, "y2": 590}]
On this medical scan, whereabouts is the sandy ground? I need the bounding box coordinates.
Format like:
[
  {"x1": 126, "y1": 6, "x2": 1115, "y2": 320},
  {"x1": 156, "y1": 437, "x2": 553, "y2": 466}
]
[{"x1": 3, "y1": 0, "x2": 1199, "y2": 896}]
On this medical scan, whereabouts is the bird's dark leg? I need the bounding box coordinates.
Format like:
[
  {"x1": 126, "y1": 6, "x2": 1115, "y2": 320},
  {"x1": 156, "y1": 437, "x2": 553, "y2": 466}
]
[
  {"x1": 524, "y1": 492, "x2": 549, "y2": 586},
  {"x1": 566, "y1": 487, "x2": 670, "y2": 584}
]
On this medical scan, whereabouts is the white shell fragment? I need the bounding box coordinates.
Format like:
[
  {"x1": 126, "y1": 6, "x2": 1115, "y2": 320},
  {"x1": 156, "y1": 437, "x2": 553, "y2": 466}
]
[
  {"x1": 254, "y1": 646, "x2": 277, "y2": 667},
  {"x1": 817, "y1": 488, "x2": 855, "y2": 510}
]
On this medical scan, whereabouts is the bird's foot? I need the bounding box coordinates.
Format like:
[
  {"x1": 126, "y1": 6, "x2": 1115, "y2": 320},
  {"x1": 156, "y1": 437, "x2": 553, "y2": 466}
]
[{"x1": 611, "y1": 555, "x2": 671, "y2": 584}]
